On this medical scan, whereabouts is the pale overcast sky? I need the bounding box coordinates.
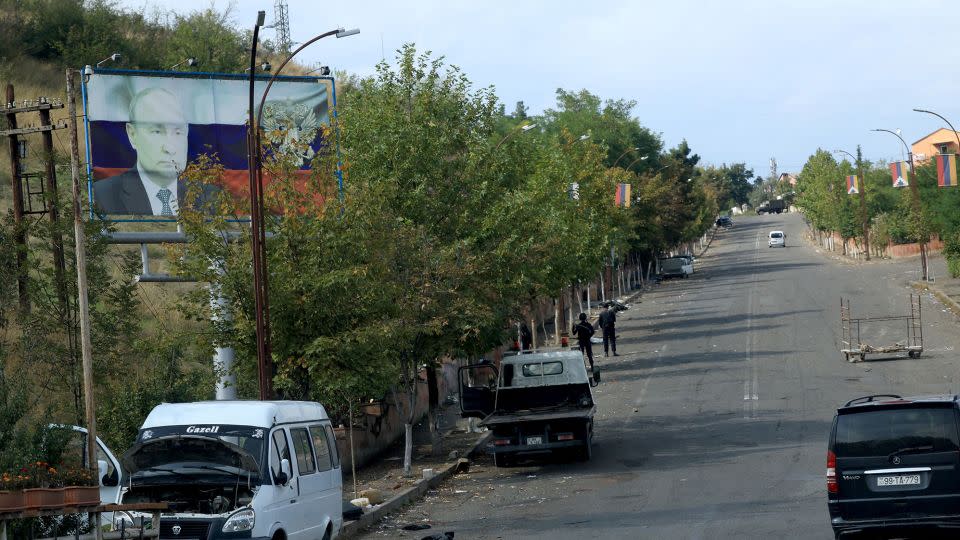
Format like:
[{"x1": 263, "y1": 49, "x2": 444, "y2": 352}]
[{"x1": 117, "y1": 0, "x2": 960, "y2": 177}]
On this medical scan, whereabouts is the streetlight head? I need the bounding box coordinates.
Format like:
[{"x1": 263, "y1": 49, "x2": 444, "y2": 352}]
[
  {"x1": 896, "y1": 128, "x2": 902, "y2": 135},
  {"x1": 640, "y1": 155, "x2": 649, "y2": 160},
  {"x1": 256, "y1": 11, "x2": 266, "y2": 27},
  {"x1": 521, "y1": 123, "x2": 536, "y2": 131},
  {"x1": 187, "y1": 57, "x2": 198, "y2": 67},
  {"x1": 336, "y1": 28, "x2": 360, "y2": 38},
  {"x1": 96, "y1": 53, "x2": 122, "y2": 67},
  {"x1": 578, "y1": 134, "x2": 590, "y2": 141},
  {"x1": 261, "y1": 62, "x2": 272, "y2": 72}
]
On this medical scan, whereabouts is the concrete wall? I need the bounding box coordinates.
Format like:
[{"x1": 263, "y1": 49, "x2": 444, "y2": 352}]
[{"x1": 332, "y1": 360, "x2": 459, "y2": 471}]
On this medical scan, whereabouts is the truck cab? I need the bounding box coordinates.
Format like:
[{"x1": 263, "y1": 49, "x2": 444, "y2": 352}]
[{"x1": 459, "y1": 350, "x2": 596, "y2": 466}]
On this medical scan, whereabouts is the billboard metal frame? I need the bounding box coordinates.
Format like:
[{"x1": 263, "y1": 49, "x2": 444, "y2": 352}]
[{"x1": 81, "y1": 67, "x2": 339, "y2": 223}]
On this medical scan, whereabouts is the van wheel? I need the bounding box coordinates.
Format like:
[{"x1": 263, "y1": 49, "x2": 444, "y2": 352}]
[
  {"x1": 494, "y1": 453, "x2": 512, "y2": 467},
  {"x1": 322, "y1": 524, "x2": 332, "y2": 540}
]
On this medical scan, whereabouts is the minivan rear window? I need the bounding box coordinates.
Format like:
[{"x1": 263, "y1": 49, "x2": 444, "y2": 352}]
[{"x1": 835, "y1": 408, "x2": 960, "y2": 458}]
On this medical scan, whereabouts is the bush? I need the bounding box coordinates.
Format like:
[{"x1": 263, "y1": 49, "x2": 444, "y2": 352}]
[{"x1": 943, "y1": 231, "x2": 960, "y2": 278}]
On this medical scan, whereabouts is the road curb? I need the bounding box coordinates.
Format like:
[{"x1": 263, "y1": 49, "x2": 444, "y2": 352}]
[
  {"x1": 339, "y1": 431, "x2": 491, "y2": 538},
  {"x1": 910, "y1": 281, "x2": 960, "y2": 318}
]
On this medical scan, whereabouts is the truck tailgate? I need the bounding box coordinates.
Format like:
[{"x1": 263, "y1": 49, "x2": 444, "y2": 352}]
[{"x1": 480, "y1": 406, "x2": 595, "y2": 427}]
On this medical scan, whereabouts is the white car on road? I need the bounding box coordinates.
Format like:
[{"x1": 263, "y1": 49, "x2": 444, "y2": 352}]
[{"x1": 768, "y1": 230, "x2": 785, "y2": 248}]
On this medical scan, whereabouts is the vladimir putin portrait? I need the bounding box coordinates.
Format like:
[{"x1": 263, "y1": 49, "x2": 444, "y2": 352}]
[{"x1": 93, "y1": 87, "x2": 218, "y2": 215}]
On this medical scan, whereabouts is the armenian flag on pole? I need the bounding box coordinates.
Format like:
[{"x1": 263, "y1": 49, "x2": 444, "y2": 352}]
[
  {"x1": 615, "y1": 183, "x2": 632, "y2": 207},
  {"x1": 846, "y1": 175, "x2": 859, "y2": 195},
  {"x1": 936, "y1": 153, "x2": 957, "y2": 187},
  {"x1": 889, "y1": 161, "x2": 909, "y2": 188}
]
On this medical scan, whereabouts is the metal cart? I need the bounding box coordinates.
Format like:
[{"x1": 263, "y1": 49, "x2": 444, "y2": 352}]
[{"x1": 840, "y1": 294, "x2": 923, "y2": 362}]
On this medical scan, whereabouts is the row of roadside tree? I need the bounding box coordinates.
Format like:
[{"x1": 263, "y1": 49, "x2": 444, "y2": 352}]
[{"x1": 795, "y1": 148, "x2": 960, "y2": 275}]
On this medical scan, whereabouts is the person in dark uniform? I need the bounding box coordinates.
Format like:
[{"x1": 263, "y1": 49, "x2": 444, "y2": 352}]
[
  {"x1": 572, "y1": 312, "x2": 595, "y2": 370},
  {"x1": 598, "y1": 304, "x2": 619, "y2": 357}
]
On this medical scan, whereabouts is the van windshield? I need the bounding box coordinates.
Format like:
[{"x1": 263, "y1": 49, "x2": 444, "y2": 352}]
[
  {"x1": 771, "y1": 232, "x2": 783, "y2": 238},
  {"x1": 136, "y1": 424, "x2": 267, "y2": 472},
  {"x1": 835, "y1": 408, "x2": 960, "y2": 458}
]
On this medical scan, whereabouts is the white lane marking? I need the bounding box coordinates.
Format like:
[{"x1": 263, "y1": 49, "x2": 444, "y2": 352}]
[
  {"x1": 744, "y1": 232, "x2": 760, "y2": 419},
  {"x1": 636, "y1": 343, "x2": 667, "y2": 406}
]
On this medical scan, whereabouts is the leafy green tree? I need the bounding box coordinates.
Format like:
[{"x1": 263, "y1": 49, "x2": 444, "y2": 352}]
[{"x1": 542, "y1": 89, "x2": 662, "y2": 171}]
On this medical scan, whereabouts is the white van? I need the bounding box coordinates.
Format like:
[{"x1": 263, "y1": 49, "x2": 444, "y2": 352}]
[
  {"x1": 768, "y1": 230, "x2": 786, "y2": 248},
  {"x1": 120, "y1": 401, "x2": 342, "y2": 540}
]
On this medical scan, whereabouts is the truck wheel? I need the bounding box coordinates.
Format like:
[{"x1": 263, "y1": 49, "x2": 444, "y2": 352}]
[{"x1": 577, "y1": 425, "x2": 593, "y2": 462}]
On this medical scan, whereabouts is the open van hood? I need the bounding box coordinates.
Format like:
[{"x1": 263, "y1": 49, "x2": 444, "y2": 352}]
[{"x1": 121, "y1": 435, "x2": 260, "y2": 477}]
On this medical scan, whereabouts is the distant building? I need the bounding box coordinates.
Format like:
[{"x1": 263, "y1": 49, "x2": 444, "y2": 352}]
[
  {"x1": 911, "y1": 128, "x2": 960, "y2": 164},
  {"x1": 777, "y1": 173, "x2": 797, "y2": 187}
]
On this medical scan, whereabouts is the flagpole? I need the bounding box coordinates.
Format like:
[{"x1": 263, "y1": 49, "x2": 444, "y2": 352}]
[{"x1": 872, "y1": 128, "x2": 927, "y2": 280}]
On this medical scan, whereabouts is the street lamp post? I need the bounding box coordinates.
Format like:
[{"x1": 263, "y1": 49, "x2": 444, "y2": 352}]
[
  {"x1": 612, "y1": 147, "x2": 640, "y2": 168},
  {"x1": 624, "y1": 155, "x2": 649, "y2": 172},
  {"x1": 247, "y1": 10, "x2": 359, "y2": 399},
  {"x1": 834, "y1": 147, "x2": 870, "y2": 260},
  {"x1": 913, "y1": 108, "x2": 960, "y2": 151},
  {"x1": 872, "y1": 128, "x2": 927, "y2": 280}
]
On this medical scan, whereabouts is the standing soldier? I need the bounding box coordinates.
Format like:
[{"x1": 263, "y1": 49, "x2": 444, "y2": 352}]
[
  {"x1": 598, "y1": 304, "x2": 619, "y2": 357},
  {"x1": 572, "y1": 313, "x2": 595, "y2": 371}
]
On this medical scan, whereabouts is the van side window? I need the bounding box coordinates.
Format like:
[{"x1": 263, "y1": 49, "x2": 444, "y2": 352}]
[
  {"x1": 270, "y1": 429, "x2": 291, "y2": 483},
  {"x1": 290, "y1": 428, "x2": 316, "y2": 475},
  {"x1": 308, "y1": 425, "x2": 332, "y2": 472},
  {"x1": 323, "y1": 425, "x2": 340, "y2": 469}
]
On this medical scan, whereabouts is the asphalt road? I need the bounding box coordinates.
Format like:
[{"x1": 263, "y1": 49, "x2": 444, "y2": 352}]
[{"x1": 359, "y1": 213, "x2": 960, "y2": 539}]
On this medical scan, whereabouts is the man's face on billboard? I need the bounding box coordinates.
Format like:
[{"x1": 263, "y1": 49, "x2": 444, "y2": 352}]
[{"x1": 125, "y1": 89, "x2": 188, "y2": 182}]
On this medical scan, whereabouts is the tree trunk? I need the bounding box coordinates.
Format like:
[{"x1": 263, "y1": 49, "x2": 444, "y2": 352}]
[
  {"x1": 403, "y1": 421, "x2": 414, "y2": 476},
  {"x1": 554, "y1": 298, "x2": 561, "y2": 346},
  {"x1": 426, "y1": 366, "x2": 442, "y2": 457}
]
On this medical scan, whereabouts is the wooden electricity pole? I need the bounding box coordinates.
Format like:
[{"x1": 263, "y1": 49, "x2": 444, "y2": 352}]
[
  {"x1": 4, "y1": 84, "x2": 29, "y2": 311},
  {"x1": 66, "y1": 69, "x2": 98, "y2": 482}
]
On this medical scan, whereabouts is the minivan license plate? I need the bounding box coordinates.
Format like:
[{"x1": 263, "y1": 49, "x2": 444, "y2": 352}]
[
  {"x1": 527, "y1": 436, "x2": 543, "y2": 445},
  {"x1": 877, "y1": 474, "x2": 921, "y2": 486}
]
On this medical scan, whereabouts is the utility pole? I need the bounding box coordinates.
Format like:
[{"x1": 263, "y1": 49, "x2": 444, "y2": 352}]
[
  {"x1": 38, "y1": 100, "x2": 69, "y2": 306},
  {"x1": 855, "y1": 146, "x2": 870, "y2": 260},
  {"x1": 66, "y1": 68, "x2": 99, "y2": 494},
  {"x1": 4, "y1": 84, "x2": 29, "y2": 311}
]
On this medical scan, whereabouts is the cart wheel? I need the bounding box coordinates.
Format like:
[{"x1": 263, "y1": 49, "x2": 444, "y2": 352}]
[
  {"x1": 844, "y1": 353, "x2": 851, "y2": 362},
  {"x1": 859, "y1": 353, "x2": 866, "y2": 362},
  {"x1": 909, "y1": 350, "x2": 921, "y2": 359}
]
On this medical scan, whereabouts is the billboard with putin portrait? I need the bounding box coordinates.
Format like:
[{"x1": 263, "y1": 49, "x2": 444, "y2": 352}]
[{"x1": 83, "y1": 69, "x2": 335, "y2": 219}]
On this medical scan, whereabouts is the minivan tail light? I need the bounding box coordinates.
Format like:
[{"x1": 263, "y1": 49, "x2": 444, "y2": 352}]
[
  {"x1": 827, "y1": 450, "x2": 838, "y2": 494},
  {"x1": 493, "y1": 438, "x2": 512, "y2": 446}
]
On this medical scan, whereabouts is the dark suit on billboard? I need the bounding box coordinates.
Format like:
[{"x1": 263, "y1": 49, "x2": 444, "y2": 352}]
[{"x1": 93, "y1": 168, "x2": 221, "y2": 216}]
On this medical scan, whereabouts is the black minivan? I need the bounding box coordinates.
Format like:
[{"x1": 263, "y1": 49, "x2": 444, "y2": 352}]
[{"x1": 828, "y1": 394, "x2": 960, "y2": 539}]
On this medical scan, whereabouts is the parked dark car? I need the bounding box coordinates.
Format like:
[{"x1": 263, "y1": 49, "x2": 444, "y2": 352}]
[
  {"x1": 715, "y1": 216, "x2": 733, "y2": 228},
  {"x1": 828, "y1": 394, "x2": 960, "y2": 539}
]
